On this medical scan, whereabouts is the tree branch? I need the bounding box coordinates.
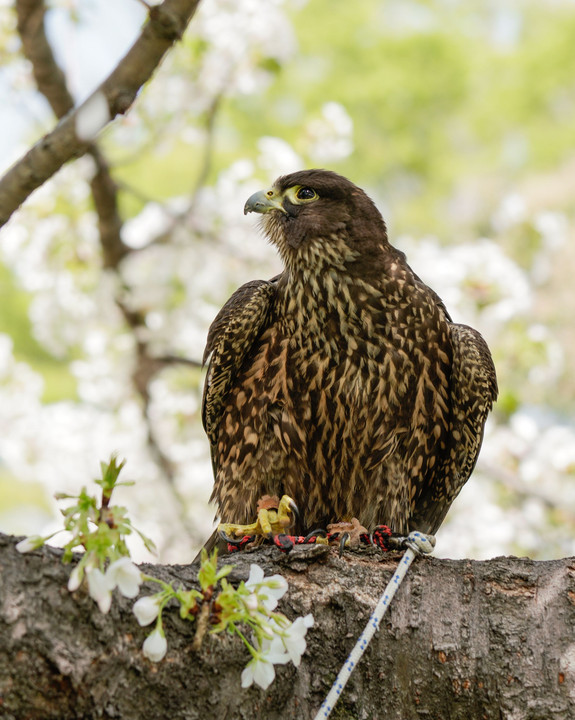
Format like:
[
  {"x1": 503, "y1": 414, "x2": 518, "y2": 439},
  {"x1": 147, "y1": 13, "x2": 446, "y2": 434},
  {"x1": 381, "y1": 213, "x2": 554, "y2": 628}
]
[
  {"x1": 15, "y1": 0, "x2": 75, "y2": 118},
  {"x1": 1, "y1": 532, "x2": 574, "y2": 719},
  {"x1": 15, "y1": 0, "x2": 130, "y2": 267},
  {"x1": 13, "y1": 0, "x2": 203, "y2": 545},
  {"x1": 0, "y1": 0, "x2": 201, "y2": 229}
]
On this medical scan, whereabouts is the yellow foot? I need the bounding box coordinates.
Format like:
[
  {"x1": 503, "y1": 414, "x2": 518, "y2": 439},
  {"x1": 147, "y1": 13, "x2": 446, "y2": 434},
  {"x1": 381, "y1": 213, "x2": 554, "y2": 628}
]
[
  {"x1": 327, "y1": 518, "x2": 368, "y2": 551},
  {"x1": 218, "y1": 494, "x2": 298, "y2": 542}
]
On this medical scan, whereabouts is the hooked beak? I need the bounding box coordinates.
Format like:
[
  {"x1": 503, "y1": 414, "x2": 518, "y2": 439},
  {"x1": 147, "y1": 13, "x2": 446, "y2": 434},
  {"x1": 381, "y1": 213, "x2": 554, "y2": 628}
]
[{"x1": 244, "y1": 189, "x2": 287, "y2": 216}]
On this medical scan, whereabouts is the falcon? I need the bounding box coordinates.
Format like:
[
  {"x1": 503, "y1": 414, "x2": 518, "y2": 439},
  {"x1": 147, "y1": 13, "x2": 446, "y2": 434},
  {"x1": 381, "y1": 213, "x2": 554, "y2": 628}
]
[{"x1": 201, "y1": 169, "x2": 497, "y2": 550}]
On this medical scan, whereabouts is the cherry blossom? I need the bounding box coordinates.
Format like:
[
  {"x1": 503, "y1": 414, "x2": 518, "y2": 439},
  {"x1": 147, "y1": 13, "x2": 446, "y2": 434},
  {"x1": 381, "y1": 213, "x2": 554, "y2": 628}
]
[
  {"x1": 133, "y1": 596, "x2": 163, "y2": 627},
  {"x1": 142, "y1": 627, "x2": 168, "y2": 662},
  {"x1": 87, "y1": 568, "x2": 113, "y2": 614},
  {"x1": 106, "y1": 557, "x2": 142, "y2": 599},
  {"x1": 244, "y1": 564, "x2": 288, "y2": 612},
  {"x1": 240, "y1": 646, "x2": 290, "y2": 690}
]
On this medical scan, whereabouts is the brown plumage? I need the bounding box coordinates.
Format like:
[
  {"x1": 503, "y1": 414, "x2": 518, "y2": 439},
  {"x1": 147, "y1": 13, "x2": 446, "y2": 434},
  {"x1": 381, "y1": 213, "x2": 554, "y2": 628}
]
[{"x1": 202, "y1": 169, "x2": 497, "y2": 544}]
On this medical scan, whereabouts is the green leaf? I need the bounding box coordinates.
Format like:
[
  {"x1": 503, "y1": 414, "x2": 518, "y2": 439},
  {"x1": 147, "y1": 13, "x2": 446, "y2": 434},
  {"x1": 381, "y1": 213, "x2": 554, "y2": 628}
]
[
  {"x1": 197, "y1": 549, "x2": 219, "y2": 591},
  {"x1": 96, "y1": 454, "x2": 127, "y2": 496}
]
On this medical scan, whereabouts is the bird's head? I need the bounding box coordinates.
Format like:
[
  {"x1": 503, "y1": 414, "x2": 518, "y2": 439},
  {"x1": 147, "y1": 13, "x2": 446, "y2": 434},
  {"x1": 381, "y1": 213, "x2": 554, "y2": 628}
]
[{"x1": 244, "y1": 169, "x2": 388, "y2": 272}]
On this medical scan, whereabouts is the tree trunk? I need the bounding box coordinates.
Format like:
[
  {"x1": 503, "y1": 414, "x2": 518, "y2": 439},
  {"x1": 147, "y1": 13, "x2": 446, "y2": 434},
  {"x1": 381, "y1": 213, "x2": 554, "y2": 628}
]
[{"x1": 0, "y1": 533, "x2": 573, "y2": 719}]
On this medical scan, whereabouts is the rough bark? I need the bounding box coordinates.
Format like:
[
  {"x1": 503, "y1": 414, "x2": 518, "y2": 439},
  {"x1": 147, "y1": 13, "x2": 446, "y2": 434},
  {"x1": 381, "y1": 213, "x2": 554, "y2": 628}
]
[
  {"x1": 1, "y1": 533, "x2": 574, "y2": 719},
  {"x1": 0, "y1": 0, "x2": 201, "y2": 229}
]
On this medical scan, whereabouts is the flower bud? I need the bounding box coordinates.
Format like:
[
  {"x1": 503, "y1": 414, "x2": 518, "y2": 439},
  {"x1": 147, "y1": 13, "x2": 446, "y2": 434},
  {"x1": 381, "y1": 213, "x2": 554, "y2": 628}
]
[{"x1": 142, "y1": 627, "x2": 167, "y2": 662}]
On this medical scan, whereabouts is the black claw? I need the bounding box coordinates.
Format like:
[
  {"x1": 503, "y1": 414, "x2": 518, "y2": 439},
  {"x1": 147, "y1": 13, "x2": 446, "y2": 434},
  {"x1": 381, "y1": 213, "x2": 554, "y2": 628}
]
[
  {"x1": 219, "y1": 530, "x2": 246, "y2": 546},
  {"x1": 338, "y1": 532, "x2": 350, "y2": 557},
  {"x1": 288, "y1": 499, "x2": 300, "y2": 525},
  {"x1": 303, "y1": 528, "x2": 327, "y2": 543}
]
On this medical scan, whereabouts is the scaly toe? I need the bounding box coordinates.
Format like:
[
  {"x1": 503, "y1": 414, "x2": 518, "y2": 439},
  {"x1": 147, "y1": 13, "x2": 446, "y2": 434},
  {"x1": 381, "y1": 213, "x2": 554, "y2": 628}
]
[
  {"x1": 217, "y1": 494, "x2": 300, "y2": 548},
  {"x1": 327, "y1": 518, "x2": 369, "y2": 550}
]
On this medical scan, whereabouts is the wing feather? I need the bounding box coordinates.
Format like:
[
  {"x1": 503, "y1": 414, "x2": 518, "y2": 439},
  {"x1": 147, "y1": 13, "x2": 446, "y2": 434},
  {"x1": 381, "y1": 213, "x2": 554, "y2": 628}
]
[
  {"x1": 412, "y1": 322, "x2": 498, "y2": 534},
  {"x1": 202, "y1": 279, "x2": 277, "y2": 446}
]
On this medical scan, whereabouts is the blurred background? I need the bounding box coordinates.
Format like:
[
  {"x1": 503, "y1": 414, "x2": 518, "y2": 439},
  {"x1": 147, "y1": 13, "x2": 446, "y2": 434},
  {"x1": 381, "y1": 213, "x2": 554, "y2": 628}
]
[{"x1": 1, "y1": 0, "x2": 574, "y2": 562}]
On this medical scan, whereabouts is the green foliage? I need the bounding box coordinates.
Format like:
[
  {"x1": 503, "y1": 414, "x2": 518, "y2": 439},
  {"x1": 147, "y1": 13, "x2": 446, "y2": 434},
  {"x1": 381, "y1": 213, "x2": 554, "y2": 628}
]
[
  {"x1": 197, "y1": 547, "x2": 233, "y2": 591},
  {"x1": 217, "y1": 0, "x2": 575, "y2": 234},
  {"x1": 50, "y1": 455, "x2": 156, "y2": 569},
  {"x1": 15, "y1": 456, "x2": 314, "y2": 683},
  {"x1": 0, "y1": 263, "x2": 76, "y2": 401}
]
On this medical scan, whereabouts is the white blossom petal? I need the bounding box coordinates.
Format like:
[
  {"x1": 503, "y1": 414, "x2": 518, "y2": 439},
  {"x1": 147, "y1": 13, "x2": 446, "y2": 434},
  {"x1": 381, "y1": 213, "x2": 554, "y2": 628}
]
[
  {"x1": 244, "y1": 593, "x2": 258, "y2": 612},
  {"x1": 15, "y1": 536, "x2": 43, "y2": 554},
  {"x1": 142, "y1": 628, "x2": 167, "y2": 662},
  {"x1": 245, "y1": 564, "x2": 265, "y2": 588},
  {"x1": 280, "y1": 614, "x2": 314, "y2": 666},
  {"x1": 240, "y1": 663, "x2": 255, "y2": 688},
  {"x1": 241, "y1": 656, "x2": 276, "y2": 690},
  {"x1": 67, "y1": 564, "x2": 84, "y2": 592},
  {"x1": 244, "y1": 565, "x2": 288, "y2": 612},
  {"x1": 258, "y1": 575, "x2": 288, "y2": 612},
  {"x1": 133, "y1": 596, "x2": 162, "y2": 627},
  {"x1": 87, "y1": 568, "x2": 113, "y2": 614},
  {"x1": 261, "y1": 636, "x2": 291, "y2": 666},
  {"x1": 106, "y1": 557, "x2": 142, "y2": 598}
]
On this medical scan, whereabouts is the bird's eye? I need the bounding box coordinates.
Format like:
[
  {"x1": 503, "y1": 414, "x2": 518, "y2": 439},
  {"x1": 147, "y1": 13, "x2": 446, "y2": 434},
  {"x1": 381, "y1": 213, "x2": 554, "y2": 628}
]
[{"x1": 296, "y1": 187, "x2": 317, "y2": 201}]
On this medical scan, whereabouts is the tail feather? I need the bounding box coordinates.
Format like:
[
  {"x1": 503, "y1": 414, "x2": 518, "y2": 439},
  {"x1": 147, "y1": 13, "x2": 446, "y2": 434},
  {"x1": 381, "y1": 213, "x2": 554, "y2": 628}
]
[{"x1": 192, "y1": 529, "x2": 227, "y2": 563}]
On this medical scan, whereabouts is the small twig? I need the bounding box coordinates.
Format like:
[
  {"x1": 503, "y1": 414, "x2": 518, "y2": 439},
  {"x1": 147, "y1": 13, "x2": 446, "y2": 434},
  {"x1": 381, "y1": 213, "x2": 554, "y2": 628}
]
[
  {"x1": 154, "y1": 354, "x2": 203, "y2": 368},
  {"x1": 114, "y1": 179, "x2": 166, "y2": 209},
  {"x1": 1, "y1": 0, "x2": 202, "y2": 228},
  {"x1": 15, "y1": 0, "x2": 75, "y2": 118},
  {"x1": 191, "y1": 600, "x2": 211, "y2": 651}
]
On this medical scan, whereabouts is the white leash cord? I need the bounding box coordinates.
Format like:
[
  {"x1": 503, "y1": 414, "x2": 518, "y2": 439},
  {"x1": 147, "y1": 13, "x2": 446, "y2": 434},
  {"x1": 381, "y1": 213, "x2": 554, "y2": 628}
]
[{"x1": 312, "y1": 531, "x2": 435, "y2": 720}]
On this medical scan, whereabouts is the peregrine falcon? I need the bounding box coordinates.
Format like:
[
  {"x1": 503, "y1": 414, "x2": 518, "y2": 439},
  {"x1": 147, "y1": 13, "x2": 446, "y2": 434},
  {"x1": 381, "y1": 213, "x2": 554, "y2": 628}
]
[{"x1": 201, "y1": 169, "x2": 497, "y2": 547}]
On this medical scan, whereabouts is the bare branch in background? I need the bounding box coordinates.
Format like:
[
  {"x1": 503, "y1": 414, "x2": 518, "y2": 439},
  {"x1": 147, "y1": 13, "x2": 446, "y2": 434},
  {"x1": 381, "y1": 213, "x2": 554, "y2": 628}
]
[
  {"x1": 1, "y1": 0, "x2": 202, "y2": 229},
  {"x1": 15, "y1": 0, "x2": 130, "y2": 267},
  {"x1": 15, "y1": 0, "x2": 75, "y2": 117},
  {"x1": 154, "y1": 354, "x2": 203, "y2": 368},
  {"x1": 13, "y1": 0, "x2": 205, "y2": 546}
]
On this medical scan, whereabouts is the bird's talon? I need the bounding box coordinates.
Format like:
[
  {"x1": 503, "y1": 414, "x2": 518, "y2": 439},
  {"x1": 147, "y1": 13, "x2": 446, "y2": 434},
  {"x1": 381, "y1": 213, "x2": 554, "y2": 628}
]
[
  {"x1": 276, "y1": 495, "x2": 298, "y2": 530},
  {"x1": 219, "y1": 529, "x2": 241, "y2": 545},
  {"x1": 304, "y1": 528, "x2": 327, "y2": 543},
  {"x1": 327, "y1": 518, "x2": 368, "y2": 549},
  {"x1": 287, "y1": 498, "x2": 300, "y2": 523},
  {"x1": 338, "y1": 532, "x2": 350, "y2": 557},
  {"x1": 219, "y1": 530, "x2": 256, "y2": 552},
  {"x1": 217, "y1": 494, "x2": 299, "y2": 551}
]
